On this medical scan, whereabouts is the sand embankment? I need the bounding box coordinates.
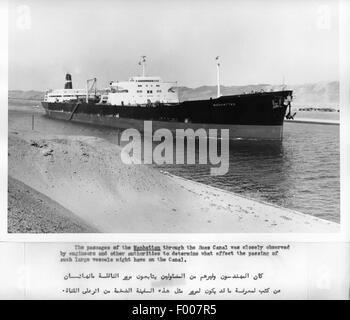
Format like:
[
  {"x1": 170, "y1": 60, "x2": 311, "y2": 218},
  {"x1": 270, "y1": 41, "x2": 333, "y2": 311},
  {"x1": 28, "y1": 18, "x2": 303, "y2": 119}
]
[
  {"x1": 8, "y1": 176, "x2": 98, "y2": 233},
  {"x1": 8, "y1": 124, "x2": 339, "y2": 233}
]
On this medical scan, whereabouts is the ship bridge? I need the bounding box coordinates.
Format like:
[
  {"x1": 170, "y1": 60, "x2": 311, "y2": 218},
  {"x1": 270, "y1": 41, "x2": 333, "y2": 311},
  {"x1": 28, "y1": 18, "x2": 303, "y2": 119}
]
[
  {"x1": 107, "y1": 56, "x2": 178, "y2": 106},
  {"x1": 108, "y1": 75, "x2": 178, "y2": 106}
]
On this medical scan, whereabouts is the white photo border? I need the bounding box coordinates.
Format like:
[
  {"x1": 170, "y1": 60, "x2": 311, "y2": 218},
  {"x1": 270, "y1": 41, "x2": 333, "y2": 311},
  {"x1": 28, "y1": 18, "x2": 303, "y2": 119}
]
[{"x1": 1, "y1": 0, "x2": 349, "y2": 243}]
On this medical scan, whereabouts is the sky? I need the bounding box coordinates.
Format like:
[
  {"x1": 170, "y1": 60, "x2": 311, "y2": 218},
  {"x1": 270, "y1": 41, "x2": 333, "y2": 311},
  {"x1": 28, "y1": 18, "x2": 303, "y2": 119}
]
[{"x1": 8, "y1": 0, "x2": 339, "y2": 90}]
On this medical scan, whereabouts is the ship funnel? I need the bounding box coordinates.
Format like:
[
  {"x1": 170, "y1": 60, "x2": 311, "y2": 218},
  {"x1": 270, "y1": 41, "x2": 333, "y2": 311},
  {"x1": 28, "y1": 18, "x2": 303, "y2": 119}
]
[{"x1": 64, "y1": 73, "x2": 73, "y2": 89}]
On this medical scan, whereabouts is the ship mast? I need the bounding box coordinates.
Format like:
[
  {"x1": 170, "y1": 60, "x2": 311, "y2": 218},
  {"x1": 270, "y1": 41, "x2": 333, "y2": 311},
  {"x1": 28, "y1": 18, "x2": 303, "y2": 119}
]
[
  {"x1": 139, "y1": 55, "x2": 147, "y2": 77},
  {"x1": 216, "y1": 56, "x2": 221, "y2": 98}
]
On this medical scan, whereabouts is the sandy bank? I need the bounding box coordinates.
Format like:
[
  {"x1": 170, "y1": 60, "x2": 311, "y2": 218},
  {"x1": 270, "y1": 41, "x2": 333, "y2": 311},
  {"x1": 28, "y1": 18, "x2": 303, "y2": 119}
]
[
  {"x1": 8, "y1": 125, "x2": 339, "y2": 233},
  {"x1": 8, "y1": 176, "x2": 98, "y2": 233}
]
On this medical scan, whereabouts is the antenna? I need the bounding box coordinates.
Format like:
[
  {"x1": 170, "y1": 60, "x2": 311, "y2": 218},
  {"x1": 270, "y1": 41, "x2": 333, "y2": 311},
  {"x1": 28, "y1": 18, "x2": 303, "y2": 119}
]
[
  {"x1": 139, "y1": 55, "x2": 147, "y2": 77},
  {"x1": 216, "y1": 56, "x2": 221, "y2": 98}
]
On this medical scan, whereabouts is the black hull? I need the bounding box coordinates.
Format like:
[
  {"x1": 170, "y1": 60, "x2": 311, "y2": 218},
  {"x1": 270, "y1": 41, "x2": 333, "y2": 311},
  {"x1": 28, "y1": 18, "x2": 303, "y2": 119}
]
[{"x1": 41, "y1": 91, "x2": 291, "y2": 140}]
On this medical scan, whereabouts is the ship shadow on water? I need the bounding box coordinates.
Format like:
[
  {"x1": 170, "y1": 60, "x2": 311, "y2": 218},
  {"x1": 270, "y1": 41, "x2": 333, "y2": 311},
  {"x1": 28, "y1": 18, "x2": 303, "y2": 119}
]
[{"x1": 224, "y1": 140, "x2": 292, "y2": 202}]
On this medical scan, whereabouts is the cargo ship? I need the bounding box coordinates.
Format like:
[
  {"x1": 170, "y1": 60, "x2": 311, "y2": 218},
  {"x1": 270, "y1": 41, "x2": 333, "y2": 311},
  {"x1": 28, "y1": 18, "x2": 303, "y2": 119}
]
[{"x1": 41, "y1": 58, "x2": 293, "y2": 140}]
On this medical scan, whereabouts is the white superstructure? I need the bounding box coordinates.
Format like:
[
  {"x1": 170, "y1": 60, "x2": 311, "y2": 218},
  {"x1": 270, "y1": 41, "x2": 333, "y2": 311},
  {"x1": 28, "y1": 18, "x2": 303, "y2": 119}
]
[
  {"x1": 44, "y1": 76, "x2": 179, "y2": 105},
  {"x1": 107, "y1": 76, "x2": 178, "y2": 106},
  {"x1": 44, "y1": 88, "x2": 88, "y2": 103},
  {"x1": 44, "y1": 57, "x2": 179, "y2": 106}
]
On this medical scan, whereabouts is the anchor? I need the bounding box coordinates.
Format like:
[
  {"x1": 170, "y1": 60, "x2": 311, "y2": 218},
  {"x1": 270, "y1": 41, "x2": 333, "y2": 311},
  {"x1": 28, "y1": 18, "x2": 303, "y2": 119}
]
[{"x1": 285, "y1": 95, "x2": 296, "y2": 120}]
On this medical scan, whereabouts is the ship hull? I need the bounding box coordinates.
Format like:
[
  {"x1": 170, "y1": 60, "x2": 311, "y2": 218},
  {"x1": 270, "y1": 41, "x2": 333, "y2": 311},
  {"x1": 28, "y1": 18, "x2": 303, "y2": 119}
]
[
  {"x1": 41, "y1": 91, "x2": 291, "y2": 140},
  {"x1": 43, "y1": 109, "x2": 284, "y2": 140}
]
